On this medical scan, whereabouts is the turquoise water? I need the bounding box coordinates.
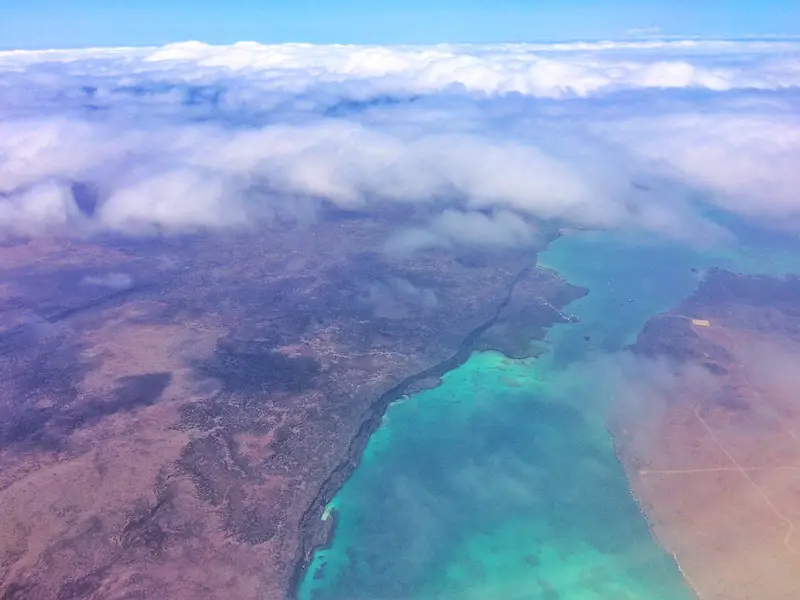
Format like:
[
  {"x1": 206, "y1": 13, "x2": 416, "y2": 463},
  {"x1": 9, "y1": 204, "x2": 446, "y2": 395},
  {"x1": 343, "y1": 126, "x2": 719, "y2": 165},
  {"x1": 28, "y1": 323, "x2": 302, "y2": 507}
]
[{"x1": 299, "y1": 224, "x2": 799, "y2": 600}]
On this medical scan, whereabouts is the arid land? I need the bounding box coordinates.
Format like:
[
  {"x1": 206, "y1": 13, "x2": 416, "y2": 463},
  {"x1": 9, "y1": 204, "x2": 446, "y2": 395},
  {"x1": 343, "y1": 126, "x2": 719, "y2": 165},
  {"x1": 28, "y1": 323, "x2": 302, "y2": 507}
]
[
  {"x1": 614, "y1": 269, "x2": 800, "y2": 600},
  {"x1": 0, "y1": 212, "x2": 583, "y2": 600}
]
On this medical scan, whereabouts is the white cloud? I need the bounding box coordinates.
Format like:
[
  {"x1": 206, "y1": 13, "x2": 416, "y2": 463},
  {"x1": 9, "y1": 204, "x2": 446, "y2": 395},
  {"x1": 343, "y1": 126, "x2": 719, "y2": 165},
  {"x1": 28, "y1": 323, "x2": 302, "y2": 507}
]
[
  {"x1": 595, "y1": 112, "x2": 800, "y2": 220},
  {"x1": 385, "y1": 209, "x2": 539, "y2": 255},
  {"x1": 0, "y1": 181, "x2": 83, "y2": 234},
  {"x1": 0, "y1": 40, "x2": 798, "y2": 243},
  {"x1": 82, "y1": 272, "x2": 134, "y2": 290}
]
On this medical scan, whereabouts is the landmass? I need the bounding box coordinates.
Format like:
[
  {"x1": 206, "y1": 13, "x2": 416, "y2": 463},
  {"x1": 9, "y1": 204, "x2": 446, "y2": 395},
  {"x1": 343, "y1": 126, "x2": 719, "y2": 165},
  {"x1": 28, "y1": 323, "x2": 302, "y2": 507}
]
[
  {"x1": 613, "y1": 268, "x2": 800, "y2": 600},
  {"x1": 0, "y1": 213, "x2": 584, "y2": 600}
]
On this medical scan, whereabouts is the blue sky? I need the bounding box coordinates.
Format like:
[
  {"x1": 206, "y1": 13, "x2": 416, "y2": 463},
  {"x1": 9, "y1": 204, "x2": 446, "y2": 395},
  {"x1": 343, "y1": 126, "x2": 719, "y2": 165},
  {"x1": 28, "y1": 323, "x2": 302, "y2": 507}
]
[{"x1": 0, "y1": 0, "x2": 798, "y2": 49}]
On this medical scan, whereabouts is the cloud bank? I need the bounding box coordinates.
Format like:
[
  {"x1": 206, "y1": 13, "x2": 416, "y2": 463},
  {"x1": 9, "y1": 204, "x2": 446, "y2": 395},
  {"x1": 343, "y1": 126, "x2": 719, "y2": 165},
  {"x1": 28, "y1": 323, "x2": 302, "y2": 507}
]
[{"x1": 0, "y1": 40, "x2": 799, "y2": 244}]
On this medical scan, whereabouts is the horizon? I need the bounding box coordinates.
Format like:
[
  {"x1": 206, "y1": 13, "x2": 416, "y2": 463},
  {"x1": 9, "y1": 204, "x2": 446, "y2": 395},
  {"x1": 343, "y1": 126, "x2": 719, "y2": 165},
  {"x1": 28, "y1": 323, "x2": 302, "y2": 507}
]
[
  {"x1": 5, "y1": 34, "x2": 800, "y2": 53},
  {"x1": 2, "y1": 0, "x2": 799, "y2": 50},
  {"x1": 3, "y1": 2, "x2": 800, "y2": 600}
]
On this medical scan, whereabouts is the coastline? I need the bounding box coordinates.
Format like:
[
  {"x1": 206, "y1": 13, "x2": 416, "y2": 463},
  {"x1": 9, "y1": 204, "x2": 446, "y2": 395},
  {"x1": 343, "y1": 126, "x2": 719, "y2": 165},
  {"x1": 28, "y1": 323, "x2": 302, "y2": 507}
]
[
  {"x1": 607, "y1": 421, "x2": 703, "y2": 600},
  {"x1": 288, "y1": 265, "x2": 537, "y2": 598},
  {"x1": 290, "y1": 226, "x2": 705, "y2": 600}
]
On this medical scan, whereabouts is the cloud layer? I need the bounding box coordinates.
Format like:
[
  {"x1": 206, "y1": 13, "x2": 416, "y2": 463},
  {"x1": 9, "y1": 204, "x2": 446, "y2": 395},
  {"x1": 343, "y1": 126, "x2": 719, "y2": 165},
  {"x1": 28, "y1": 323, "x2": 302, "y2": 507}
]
[{"x1": 0, "y1": 40, "x2": 799, "y2": 243}]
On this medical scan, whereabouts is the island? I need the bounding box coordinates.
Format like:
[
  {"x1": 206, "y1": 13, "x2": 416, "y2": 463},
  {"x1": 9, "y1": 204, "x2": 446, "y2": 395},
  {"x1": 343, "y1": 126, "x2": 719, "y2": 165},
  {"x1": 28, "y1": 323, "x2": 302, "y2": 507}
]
[{"x1": 613, "y1": 269, "x2": 800, "y2": 600}]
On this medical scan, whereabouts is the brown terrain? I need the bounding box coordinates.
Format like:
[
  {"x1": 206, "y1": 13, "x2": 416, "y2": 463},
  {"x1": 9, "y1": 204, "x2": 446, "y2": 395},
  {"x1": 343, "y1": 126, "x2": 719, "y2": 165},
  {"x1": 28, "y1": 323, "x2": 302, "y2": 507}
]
[
  {"x1": 0, "y1": 211, "x2": 582, "y2": 600},
  {"x1": 614, "y1": 269, "x2": 800, "y2": 600}
]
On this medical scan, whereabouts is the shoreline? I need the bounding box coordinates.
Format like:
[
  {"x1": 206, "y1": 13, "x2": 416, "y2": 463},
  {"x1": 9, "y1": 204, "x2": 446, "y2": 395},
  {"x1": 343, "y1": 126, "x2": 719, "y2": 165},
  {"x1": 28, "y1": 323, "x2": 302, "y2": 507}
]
[
  {"x1": 291, "y1": 229, "x2": 702, "y2": 600},
  {"x1": 288, "y1": 266, "x2": 535, "y2": 599},
  {"x1": 607, "y1": 420, "x2": 703, "y2": 600}
]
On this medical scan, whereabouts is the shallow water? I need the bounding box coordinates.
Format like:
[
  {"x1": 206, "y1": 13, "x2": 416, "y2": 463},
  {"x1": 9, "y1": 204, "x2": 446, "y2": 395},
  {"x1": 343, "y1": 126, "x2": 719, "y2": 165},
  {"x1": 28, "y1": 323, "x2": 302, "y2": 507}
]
[{"x1": 299, "y1": 223, "x2": 799, "y2": 600}]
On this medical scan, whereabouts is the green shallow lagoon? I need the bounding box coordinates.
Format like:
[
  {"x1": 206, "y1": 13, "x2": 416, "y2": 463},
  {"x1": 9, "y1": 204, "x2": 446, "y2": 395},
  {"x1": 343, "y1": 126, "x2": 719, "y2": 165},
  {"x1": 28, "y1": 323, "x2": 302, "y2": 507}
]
[
  {"x1": 300, "y1": 351, "x2": 693, "y2": 600},
  {"x1": 299, "y1": 225, "x2": 800, "y2": 600}
]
